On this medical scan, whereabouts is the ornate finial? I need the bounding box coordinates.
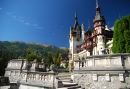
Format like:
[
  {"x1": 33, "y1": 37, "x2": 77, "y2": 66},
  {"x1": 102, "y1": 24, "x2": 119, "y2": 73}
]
[
  {"x1": 75, "y1": 11, "x2": 77, "y2": 18},
  {"x1": 96, "y1": 0, "x2": 99, "y2": 8},
  {"x1": 75, "y1": 9, "x2": 78, "y2": 20},
  {"x1": 88, "y1": 20, "x2": 90, "y2": 28},
  {"x1": 74, "y1": 10, "x2": 79, "y2": 28},
  {"x1": 75, "y1": 3, "x2": 77, "y2": 17},
  {"x1": 81, "y1": 23, "x2": 85, "y2": 30}
]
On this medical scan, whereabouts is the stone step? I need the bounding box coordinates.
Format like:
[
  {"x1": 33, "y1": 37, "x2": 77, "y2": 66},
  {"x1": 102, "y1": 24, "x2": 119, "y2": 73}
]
[
  {"x1": 58, "y1": 77, "x2": 71, "y2": 80},
  {"x1": 61, "y1": 80, "x2": 72, "y2": 83},
  {"x1": 57, "y1": 74, "x2": 71, "y2": 77},
  {"x1": 58, "y1": 77, "x2": 71, "y2": 79},
  {"x1": 58, "y1": 76, "x2": 71, "y2": 78},
  {"x1": 67, "y1": 85, "x2": 81, "y2": 89},
  {"x1": 57, "y1": 75, "x2": 72, "y2": 81},
  {"x1": 58, "y1": 85, "x2": 82, "y2": 89},
  {"x1": 58, "y1": 77, "x2": 72, "y2": 83},
  {"x1": 57, "y1": 73, "x2": 82, "y2": 89},
  {"x1": 58, "y1": 73, "x2": 71, "y2": 76},
  {"x1": 63, "y1": 82, "x2": 78, "y2": 87},
  {"x1": 57, "y1": 73, "x2": 73, "y2": 83}
]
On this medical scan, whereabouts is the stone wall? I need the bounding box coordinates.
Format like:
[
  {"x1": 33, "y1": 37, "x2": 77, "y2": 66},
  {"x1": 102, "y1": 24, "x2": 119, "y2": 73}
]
[
  {"x1": 73, "y1": 74, "x2": 130, "y2": 89},
  {"x1": 73, "y1": 53, "x2": 130, "y2": 89}
]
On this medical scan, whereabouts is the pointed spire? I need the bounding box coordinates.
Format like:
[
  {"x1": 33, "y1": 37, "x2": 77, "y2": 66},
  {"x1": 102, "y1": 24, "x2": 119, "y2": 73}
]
[
  {"x1": 74, "y1": 11, "x2": 79, "y2": 29},
  {"x1": 96, "y1": 0, "x2": 99, "y2": 8},
  {"x1": 75, "y1": 10, "x2": 78, "y2": 20},
  {"x1": 75, "y1": 11, "x2": 77, "y2": 18},
  {"x1": 93, "y1": 0, "x2": 105, "y2": 23},
  {"x1": 88, "y1": 20, "x2": 90, "y2": 28},
  {"x1": 96, "y1": 0, "x2": 100, "y2": 11}
]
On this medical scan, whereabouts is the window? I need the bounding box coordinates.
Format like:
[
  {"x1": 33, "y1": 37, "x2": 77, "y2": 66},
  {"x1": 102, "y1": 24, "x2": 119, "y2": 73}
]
[{"x1": 87, "y1": 40, "x2": 92, "y2": 46}]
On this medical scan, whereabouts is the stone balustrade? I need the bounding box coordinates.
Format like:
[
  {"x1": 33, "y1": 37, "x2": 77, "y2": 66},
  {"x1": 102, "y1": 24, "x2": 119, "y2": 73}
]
[
  {"x1": 73, "y1": 53, "x2": 130, "y2": 89},
  {"x1": 74, "y1": 53, "x2": 130, "y2": 70},
  {"x1": 4, "y1": 59, "x2": 60, "y2": 89},
  {"x1": 5, "y1": 70, "x2": 57, "y2": 88},
  {"x1": 19, "y1": 71, "x2": 57, "y2": 88}
]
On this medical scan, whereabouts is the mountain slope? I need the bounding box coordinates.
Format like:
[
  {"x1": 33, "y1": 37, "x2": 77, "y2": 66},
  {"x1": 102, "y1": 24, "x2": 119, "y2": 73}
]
[{"x1": 0, "y1": 41, "x2": 68, "y2": 75}]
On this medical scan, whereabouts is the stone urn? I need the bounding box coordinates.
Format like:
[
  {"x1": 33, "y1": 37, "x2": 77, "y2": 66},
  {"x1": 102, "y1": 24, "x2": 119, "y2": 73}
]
[{"x1": 50, "y1": 64, "x2": 57, "y2": 72}]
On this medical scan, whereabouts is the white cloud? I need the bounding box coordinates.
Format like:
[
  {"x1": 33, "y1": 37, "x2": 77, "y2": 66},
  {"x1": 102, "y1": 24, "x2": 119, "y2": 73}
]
[
  {"x1": 6, "y1": 12, "x2": 46, "y2": 30},
  {"x1": 25, "y1": 22, "x2": 30, "y2": 26},
  {"x1": 6, "y1": 12, "x2": 67, "y2": 32},
  {"x1": 33, "y1": 24, "x2": 38, "y2": 27}
]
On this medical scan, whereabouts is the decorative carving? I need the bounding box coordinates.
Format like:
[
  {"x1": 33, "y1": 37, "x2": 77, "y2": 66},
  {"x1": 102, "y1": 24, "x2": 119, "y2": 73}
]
[{"x1": 98, "y1": 36, "x2": 103, "y2": 42}]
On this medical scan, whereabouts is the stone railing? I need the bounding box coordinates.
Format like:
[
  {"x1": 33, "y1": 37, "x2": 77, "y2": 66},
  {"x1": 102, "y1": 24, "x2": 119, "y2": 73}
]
[
  {"x1": 19, "y1": 71, "x2": 58, "y2": 88},
  {"x1": 73, "y1": 53, "x2": 130, "y2": 89},
  {"x1": 74, "y1": 53, "x2": 130, "y2": 74}
]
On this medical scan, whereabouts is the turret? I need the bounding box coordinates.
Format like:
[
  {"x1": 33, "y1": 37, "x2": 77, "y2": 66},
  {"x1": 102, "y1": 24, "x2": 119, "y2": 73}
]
[
  {"x1": 81, "y1": 23, "x2": 85, "y2": 42},
  {"x1": 93, "y1": 0, "x2": 106, "y2": 55},
  {"x1": 69, "y1": 12, "x2": 82, "y2": 71},
  {"x1": 93, "y1": 0, "x2": 105, "y2": 25}
]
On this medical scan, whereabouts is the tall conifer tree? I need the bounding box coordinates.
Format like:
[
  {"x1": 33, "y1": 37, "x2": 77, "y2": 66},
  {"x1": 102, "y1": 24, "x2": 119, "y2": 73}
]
[{"x1": 112, "y1": 15, "x2": 130, "y2": 53}]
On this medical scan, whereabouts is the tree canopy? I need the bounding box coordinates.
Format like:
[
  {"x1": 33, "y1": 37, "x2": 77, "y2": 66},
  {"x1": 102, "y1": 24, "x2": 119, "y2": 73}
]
[
  {"x1": 112, "y1": 15, "x2": 130, "y2": 53},
  {"x1": 0, "y1": 41, "x2": 68, "y2": 75}
]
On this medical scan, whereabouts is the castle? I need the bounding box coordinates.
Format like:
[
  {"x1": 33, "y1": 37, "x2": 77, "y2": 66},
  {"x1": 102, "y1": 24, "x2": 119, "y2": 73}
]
[
  {"x1": 69, "y1": 0, "x2": 113, "y2": 70},
  {"x1": 1, "y1": 0, "x2": 130, "y2": 89},
  {"x1": 68, "y1": 0, "x2": 130, "y2": 89}
]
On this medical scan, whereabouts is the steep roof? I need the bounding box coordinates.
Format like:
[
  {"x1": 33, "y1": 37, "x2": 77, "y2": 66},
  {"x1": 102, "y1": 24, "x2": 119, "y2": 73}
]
[
  {"x1": 73, "y1": 12, "x2": 79, "y2": 30},
  {"x1": 93, "y1": 0, "x2": 105, "y2": 23}
]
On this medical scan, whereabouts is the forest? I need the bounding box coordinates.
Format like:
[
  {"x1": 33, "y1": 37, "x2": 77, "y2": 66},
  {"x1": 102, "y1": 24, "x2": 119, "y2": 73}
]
[{"x1": 0, "y1": 41, "x2": 68, "y2": 75}]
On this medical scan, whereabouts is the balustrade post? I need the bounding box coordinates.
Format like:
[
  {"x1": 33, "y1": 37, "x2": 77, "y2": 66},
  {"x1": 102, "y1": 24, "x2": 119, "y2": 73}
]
[{"x1": 79, "y1": 58, "x2": 80, "y2": 71}]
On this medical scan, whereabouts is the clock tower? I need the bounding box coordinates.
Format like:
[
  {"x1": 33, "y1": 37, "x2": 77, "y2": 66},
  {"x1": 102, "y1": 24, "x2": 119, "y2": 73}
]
[{"x1": 93, "y1": 0, "x2": 106, "y2": 55}]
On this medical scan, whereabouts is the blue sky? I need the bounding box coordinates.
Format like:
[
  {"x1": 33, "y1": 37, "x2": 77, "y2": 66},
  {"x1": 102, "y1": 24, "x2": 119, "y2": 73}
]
[{"x1": 0, "y1": 0, "x2": 130, "y2": 48}]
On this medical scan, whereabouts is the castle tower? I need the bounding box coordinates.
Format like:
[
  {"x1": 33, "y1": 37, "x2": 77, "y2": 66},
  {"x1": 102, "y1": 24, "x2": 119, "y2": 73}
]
[
  {"x1": 69, "y1": 12, "x2": 82, "y2": 70},
  {"x1": 93, "y1": 0, "x2": 106, "y2": 55},
  {"x1": 81, "y1": 23, "x2": 85, "y2": 42}
]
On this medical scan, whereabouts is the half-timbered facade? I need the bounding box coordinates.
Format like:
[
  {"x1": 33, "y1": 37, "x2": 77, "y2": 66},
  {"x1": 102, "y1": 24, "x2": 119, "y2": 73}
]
[{"x1": 69, "y1": 0, "x2": 113, "y2": 70}]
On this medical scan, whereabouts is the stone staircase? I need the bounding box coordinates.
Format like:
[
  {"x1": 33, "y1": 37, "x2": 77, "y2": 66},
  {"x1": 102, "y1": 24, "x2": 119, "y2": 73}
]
[{"x1": 57, "y1": 73, "x2": 83, "y2": 89}]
